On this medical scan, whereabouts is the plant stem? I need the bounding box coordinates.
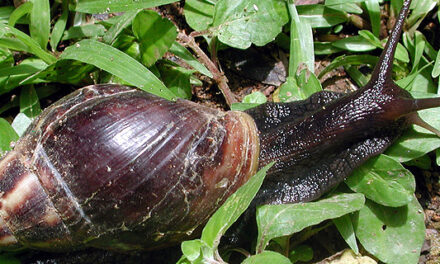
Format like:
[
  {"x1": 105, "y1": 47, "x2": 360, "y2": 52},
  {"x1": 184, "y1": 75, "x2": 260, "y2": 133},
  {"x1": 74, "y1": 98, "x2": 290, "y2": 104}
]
[{"x1": 177, "y1": 32, "x2": 237, "y2": 106}]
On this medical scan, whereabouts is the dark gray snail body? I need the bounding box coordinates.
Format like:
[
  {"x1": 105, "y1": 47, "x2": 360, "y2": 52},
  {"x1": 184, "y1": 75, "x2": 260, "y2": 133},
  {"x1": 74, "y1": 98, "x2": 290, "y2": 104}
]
[{"x1": 0, "y1": 0, "x2": 437, "y2": 253}]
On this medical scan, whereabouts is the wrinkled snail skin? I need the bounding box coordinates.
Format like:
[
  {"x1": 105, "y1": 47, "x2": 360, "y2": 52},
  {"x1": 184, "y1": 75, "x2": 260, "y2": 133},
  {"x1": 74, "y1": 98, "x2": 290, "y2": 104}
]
[
  {"x1": 0, "y1": 85, "x2": 260, "y2": 251},
  {"x1": 0, "y1": 0, "x2": 437, "y2": 253}
]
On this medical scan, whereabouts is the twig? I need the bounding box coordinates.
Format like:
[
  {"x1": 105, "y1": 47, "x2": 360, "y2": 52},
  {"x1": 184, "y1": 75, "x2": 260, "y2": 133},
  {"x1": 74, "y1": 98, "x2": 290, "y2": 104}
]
[{"x1": 178, "y1": 32, "x2": 237, "y2": 106}]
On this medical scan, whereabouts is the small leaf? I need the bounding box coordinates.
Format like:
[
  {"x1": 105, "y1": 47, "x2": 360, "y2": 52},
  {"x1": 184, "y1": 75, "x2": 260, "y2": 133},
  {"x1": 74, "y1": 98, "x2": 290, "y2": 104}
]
[
  {"x1": 0, "y1": 118, "x2": 18, "y2": 155},
  {"x1": 132, "y1": 10, "x2": 177, "y2": 66},
  {"x1": 20, "y1": 86, "x2": 41, "y2": 118},
  {"x1": 230, "y1": 103, "x2": 262, "y2": 111},
  {"x1": 30, "y1": 0, "x2": 50, "y2": 50},
  {"x1": 255, "y1": 193, "x2": 365, "y2": 252},
  {"x1": 59, "y1": 39, "x2": 176, "y2": 100},
  {"x1": 50, "y1": 0, "x2": 68, "y2": 51},
  {"x1": 103, "y1": 9, "x2": 141, "y2": 45},
  {"x1": 8, "y1": 1, "x2": 32, "y2": 27},
  {"x1": 432, "y1": 49, "x2": 440, "y2": 78},
  {"x1": 242, "y1": 91, "x2": 267, "y2": 104},
  {"x1": 157, "y1": 63, "x2": 193, "y2": 99},
  {"x1": 184, "y1": 0, "x2": 216, "y2": 31},
  {"x1": 297, "y1": 5, "x2": 347, "y2": 28},
  {"x1": 332, "y1": 35, "x2": 377, "y2": 52},
  {"x1": 242, "y1": 251, "x2": 291, "y2": 264},
  {"x1": 62, "y1": 24, "x2": 106, "y2": 41},
  {"x1": 72, "y1": 0, "x2": 179, "y2": 13},
  {"x1": 333, "y1": 215, "x2": 359, "y2": 254},
  {"x1": 201, "y1": 162, "x2": 274, "y2": 249},
  {"x1": 181, "y1": 239, "x2": 203, "y2": 262},
  {"x1": 354, "y1": 198, "x2": 425, "y2": 264},
  {"x1": 364, "y1": 0, "x2": 380, "y2": 37},
  {"x1": 212, "y1": 0, "x2": 289, "y2": 49}
]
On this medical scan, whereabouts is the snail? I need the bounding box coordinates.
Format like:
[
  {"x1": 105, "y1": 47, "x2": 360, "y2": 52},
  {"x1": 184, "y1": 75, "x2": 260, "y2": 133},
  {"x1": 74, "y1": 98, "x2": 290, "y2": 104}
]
[{"x1": 0, "y1": 0, "x2": 437, "y2": 253}]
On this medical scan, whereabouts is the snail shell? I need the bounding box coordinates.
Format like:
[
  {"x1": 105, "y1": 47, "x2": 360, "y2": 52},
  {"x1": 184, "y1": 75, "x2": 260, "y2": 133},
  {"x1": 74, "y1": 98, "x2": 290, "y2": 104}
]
[{"x1": 0, "y1": 84, "x2": 259, "y2": 251}]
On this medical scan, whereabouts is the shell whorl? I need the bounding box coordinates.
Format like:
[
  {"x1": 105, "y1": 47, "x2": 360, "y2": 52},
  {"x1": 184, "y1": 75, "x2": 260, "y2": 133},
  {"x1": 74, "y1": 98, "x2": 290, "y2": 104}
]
[{"x1": 0, "y1": 84, "x2": 259, "y2": 251}]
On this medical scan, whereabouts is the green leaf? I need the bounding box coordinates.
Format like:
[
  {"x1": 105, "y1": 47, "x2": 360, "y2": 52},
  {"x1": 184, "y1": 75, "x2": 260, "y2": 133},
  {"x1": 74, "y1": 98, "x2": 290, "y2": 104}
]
[
  {"x1": 317, "y1": 55, "x2": 378, "y2": 79},
  {"x1": 0, "y1": 58, "x2": 47, "y2": 77},
  {"x1": 314, "y1": 42, "x2": 344, "y2": 55},
  {"x1": 288, "y1": 1, "x2": 314, "y2": 73},
  {"x1": 50, "y1": 0, "x2": 68, "y2": 51},
  {"x1": 20, "y1": 86, "x2": 41, "y2": 118},
  {"x1": 103, "y1": 9, "x2": 141, "y2": 45},
  {"x1": 364, "y1": 0, "x2": 380, "y2": 37},
  {"x1": 0, "y1": 23, "x2": 56, "y2": 64},
  {"x1": 157, "y1": 63, "x2": 193, "y2": 99},
  {"x1": 30, "y1": 0, "x2": 50, "y2": 50},
  {"x1": 242, "y1": 91, "x2": 267, "y2": 104},
  {"x1": 62, "y1": 24, "x2": 106, "y2": 41},
  {"x1": 0, "y1": 118, "x2": 18, "y2": 155},
  {"x1": 230, "y1": 102, "x2": 262, "y2": 111},
  {"x1": 346, "y1": 155, "x2": 415, "y2": 207},
  {"x1": 132, "y1": 10, "x2": 177, "y2": 67},
  {"x1": 72, "y1": 0, "x2": 179, "y2": 13},
  {"x1": 412, "y1": 31, "x2": 425, "y2": 71},
  {"x1": 0, "y1": 6, "x2": 14, "y2": 24},
  {"x1": 169, "y1": 42, "x2": 212, "y2": 78},
  {"x1": 181, "y1": 239, "x2": 203, "y2": 261},
  {"x1": 201, "y1": 162, "x2": 274, "y2": 249},
  {"x1": 289, "y1": 245, "x2": 313, "y2": 263},
  {"x1": 8, "y1": 1, "x2": 32, "y2": 27},
  {"x1": 212, "y1": 0, "x2": 289, "y2": 49},
  {"x1": 60, "y1": 39, "x2": 176, "y2": 100},
  {"x1": 332, "y1": 35, "x2": 377, "y2": 52},
  {"x1": 255, "y1": 193, "x2": 365, "y2": 252},
  {"x1": 242, "y1": 251, "x2": 291, "y2": 264},
  {"x1": 333, "y1": 215, "x2": 359, "y2": 254},
  {"x1": 184, "y1": 0, "x2": 216, "y2": 31},
  {"x1": 354, "y1": 198, "x2": 425, "y2": 264},
  {"x1": 297, "y1": 5, "x2": 347, "y2": 28}
]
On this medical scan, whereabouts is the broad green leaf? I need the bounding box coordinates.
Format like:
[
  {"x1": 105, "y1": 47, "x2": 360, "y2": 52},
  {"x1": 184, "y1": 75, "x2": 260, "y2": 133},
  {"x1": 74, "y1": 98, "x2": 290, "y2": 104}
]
[
  {"x1": 288, "y1": 1, "x2": 314, "y2": 73},
  {"x1": 11, "y1": 113, "x2": 32, "y2": 137},
  {"x1": 297, "y1": 5, "x2": 347, "y2": 28},
  {"x1": 346, "y1": 155, "x2": 415, "y2": 207},
  {"x1": 20, "y1": 86, "x2": 41, "y2": 118},
  {"x1": 0, "y1": 23, "x2": 56, "y2": 64},
  {"x1": 169, "y1": 42, "x2": 212, "y2": 78},
  {"x1": 8, "y1": 2, "x2": 32, "y2": 27},
  {"x1": 30, "y1": 0, "x2": 50, "y2": 50},
  {"x1": 103, "y1": 9, "x2": 141, "y2": 45},
  {"x1": 72, "y1": 0, "x2": 179, "y2": 13},
  {"x1": 358, "y1": 30, "x2": 382, "y2": 48},
  {"x1": 0, "y1": 37, "x2": 31, "y2": 53},
  {"x1": 242, "y1": 91, "x2": 267, "y2": 104},
  {"x1": 326, "y1": 3, "x2": 363, "y2": 14},
  {"x1": 333, "y1": 215, "x2": 359, "y2": 254},
  {"x1": 314, "y1": 42, "x2": 344, "y2": 55},
  {"x1": 242, "y1": 251, "x2": 291, "y2": 264},
  {"x1": 364, "y1": 0, "x2": 380, "y2": 37},
  {"x1": 62, "y1": 24, "x2": 106, "y2": 40},
  {"x1": 32, "y1": 60, "x2": 94, "y2": 85},
  {"x1": 332, "y1": 35, "x2": 377, "y2": 52},
  {"x1": 354, "y1": 198, "x2": 425, "y2": 264},
  {"x1": 132, "y1": 10, "x2": 177, "y2": 67},
  {"x1": 201, "y1": 162, "x2": 274, "y2": 248},
  {"x1": 275, "y1": 76, "x2": 301, "y2": 102},
  {"x1": 60, "y1": 39, "x2": 176, "y2": 100},
  {"x1": 255, "y1": 193, "x2": 365, "y2": 252},
  {"x1": 50, "y1": 0, "x2": 69, "y2": 51},
  {"x1": 0, "y1": 118, "x2": 18, "y2": 155},
  {"x1": 212, "y1": 0, "x2": 289, "y2": 49},
  {"x1": 0, "y1": 58, "x2": 47, "y2": 77},
  {"x1": 184, "y1": 0, "x2": 216, "y2": 31}
]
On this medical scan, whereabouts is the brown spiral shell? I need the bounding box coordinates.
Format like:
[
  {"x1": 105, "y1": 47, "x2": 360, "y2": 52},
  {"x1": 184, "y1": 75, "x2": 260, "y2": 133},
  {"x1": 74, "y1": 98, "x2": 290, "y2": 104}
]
[{"x1": 0, "y1": 84, "x2": 259, "y2": 251}]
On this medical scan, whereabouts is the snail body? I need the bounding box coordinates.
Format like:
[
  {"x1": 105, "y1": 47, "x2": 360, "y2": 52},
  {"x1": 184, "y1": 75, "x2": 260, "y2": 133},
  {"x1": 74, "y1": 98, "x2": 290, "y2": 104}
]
[{"x1": 0, "y1": 0, "x2": 438, "y2": 252}]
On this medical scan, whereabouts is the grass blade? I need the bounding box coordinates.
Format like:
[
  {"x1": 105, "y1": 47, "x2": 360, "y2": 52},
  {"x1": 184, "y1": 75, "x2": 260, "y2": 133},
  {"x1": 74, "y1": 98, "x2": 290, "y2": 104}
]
[
  {"x1": 30, "y1": 0, "x2": 50, "y2": 50},
  {"x1": 60, "y1": 39, "x2": 176, "y2": 100},
  {"x1": 72, "y1": 0, "x2": 179, "y2": 13}
]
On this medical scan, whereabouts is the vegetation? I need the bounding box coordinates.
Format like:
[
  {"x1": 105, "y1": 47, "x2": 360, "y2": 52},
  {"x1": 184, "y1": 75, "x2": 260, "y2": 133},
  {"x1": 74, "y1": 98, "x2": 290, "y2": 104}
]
[{"x1": 0, "y1": 0, "x2": 439, "y2": 263}]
